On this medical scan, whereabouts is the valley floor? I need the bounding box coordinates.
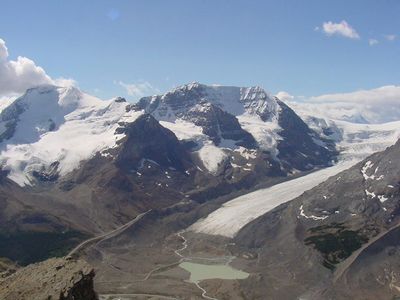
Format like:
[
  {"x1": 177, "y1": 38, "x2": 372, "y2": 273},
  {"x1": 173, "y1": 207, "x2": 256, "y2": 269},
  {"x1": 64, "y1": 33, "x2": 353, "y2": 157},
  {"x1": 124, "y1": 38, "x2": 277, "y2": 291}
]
[{"x1": 87, "y1": 137, "x2": 399, "y2": 299}]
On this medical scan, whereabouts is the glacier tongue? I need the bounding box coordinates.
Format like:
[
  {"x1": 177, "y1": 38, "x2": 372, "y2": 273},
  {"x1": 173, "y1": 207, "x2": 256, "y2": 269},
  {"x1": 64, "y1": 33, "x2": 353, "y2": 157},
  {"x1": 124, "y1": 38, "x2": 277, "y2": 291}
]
[
  {"x1": 189, "y1": 160, "x2": 356, "y2": 238},
  {"x1": 190, "y1": 98, "x2": 400, "y2": 238}
]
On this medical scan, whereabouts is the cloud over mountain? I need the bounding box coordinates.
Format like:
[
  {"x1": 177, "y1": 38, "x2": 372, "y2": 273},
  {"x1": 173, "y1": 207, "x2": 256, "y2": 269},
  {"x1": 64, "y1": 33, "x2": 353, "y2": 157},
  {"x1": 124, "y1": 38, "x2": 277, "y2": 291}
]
[
  {"x1": 289, "y1": 85, "x2": 400, "y2": 124},
  {"x1": 309, "y1": 85, "x2": 400, "y2": 105},
  {"x1": 116, "y1": 80, "x2": 159, "y2": 100},
  {"x1": 0, "y1": 38, "x2": 74, "y2": 97}
]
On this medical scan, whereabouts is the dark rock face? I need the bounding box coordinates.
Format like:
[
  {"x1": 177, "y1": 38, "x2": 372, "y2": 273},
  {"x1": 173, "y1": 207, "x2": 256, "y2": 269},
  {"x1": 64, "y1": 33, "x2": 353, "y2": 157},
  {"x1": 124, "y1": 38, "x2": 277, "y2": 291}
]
[
  {"x1": 134, "y1": 84, "x2": 203, "y2": 116},
  {"x1": 0, "y1": 100, "x2": 26, "y2": 143},
  {"x1": 0, "y1": 258, "x2": 97, "y2": 300},
  {"x1": 184, "y1": 102, "x2": 257, "y2": 148},
  {"x1": 276, "y1": 99, "x2": 337, "y2": 171},
  {"x1": 113, "y1": 114, "x2": 193, "y2": 172},
  {"x1": 114, "y1": 97, "x2": 126, "y2": 103},
  {"x1": 0, "y1": 168, "x2": 9, "y2": 183},
  {"x1": 32, "y1": 161, "x2": 60, "y2": 182}
]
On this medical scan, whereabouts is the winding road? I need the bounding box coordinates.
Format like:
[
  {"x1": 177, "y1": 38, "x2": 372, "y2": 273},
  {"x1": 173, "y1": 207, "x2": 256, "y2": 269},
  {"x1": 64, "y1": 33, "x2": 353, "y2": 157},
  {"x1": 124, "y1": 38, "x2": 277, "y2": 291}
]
[
  {"x1": 67, "y1": 210, "x2": 151, "y2": 258},
  {"x1": 99, "y1": 293, "x2": 178, "y2": 300},
  {"x1": 333, "y1": 221, "x2": 400, "y2": 283}
]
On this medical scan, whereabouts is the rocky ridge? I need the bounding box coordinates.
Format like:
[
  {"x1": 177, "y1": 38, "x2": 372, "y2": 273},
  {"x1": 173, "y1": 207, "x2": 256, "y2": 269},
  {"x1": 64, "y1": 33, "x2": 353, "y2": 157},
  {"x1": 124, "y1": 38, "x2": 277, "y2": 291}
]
[
  {"x1": 0, "y1": 257, "x2": 97, "y2": 300},
  {"x1": 231, "y1": 139, "x2": 400, "y2": 299}
]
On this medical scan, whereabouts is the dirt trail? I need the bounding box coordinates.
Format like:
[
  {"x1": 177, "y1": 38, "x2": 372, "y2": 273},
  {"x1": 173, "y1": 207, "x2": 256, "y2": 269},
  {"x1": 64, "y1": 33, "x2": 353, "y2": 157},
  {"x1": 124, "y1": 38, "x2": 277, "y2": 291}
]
[{"x1": 67, "y1": 210, "x2": 151, "y2": 258}]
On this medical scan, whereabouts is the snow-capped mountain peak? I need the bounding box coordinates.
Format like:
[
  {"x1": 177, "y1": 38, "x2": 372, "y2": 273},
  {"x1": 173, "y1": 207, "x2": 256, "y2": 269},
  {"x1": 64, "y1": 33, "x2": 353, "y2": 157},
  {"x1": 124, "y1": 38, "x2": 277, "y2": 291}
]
[
  {"x1": 136, "y1": 82, "x2": 280, "y2": 121},
  {"x1": 0, "y1": 85, "x2": 109, "y2": 145},
  {"x1": 0, "y1": 83, "x2": 337, "y2": 186},
  {"x1": 134, "y1": 82, "x2": 336, "y2": 174},
  {"x1": 0, "y1": 85, "x2": 142, "y2": 186},
  {"x1": 239, "y1": 86, "x2": 280, "y2": 121}
]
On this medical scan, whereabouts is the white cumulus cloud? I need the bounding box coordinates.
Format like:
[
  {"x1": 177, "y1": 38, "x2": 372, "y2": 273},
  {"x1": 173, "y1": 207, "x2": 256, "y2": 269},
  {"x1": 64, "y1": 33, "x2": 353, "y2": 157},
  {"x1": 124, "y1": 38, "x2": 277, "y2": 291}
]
[
  {"x1": 116, "y1": 80, "x2": 159, "y2": 100},
  {"x1": 298, "y1": 85, "x2": 400, "y2": 123},
  {"x1": 309, "y1": 85, "x2": 400, "y2": 105},
  {"x1": 368, "y1": 39, "x2": 379, "y2": 46},
  {"x1": 0, "y1": 38, "x2": 75, "y2": 98},
  {"x1": 288, "y1": 85, "x2": 400, "y2": 124},
  {"x1": 384, "y1": 34, "x2": 397, "y2": 41},
  {"x1": 275, "y1": 91, "x2": 294, "y2": 102},
  {"x1": 320, "y1": 20, "x2": 360, "y2": 39}
]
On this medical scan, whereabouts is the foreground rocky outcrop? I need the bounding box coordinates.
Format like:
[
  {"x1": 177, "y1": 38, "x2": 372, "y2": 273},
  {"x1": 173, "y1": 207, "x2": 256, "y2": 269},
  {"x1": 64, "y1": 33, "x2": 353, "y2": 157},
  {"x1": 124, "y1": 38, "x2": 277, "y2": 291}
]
[{"x1": 0, "y1": 258, "x2": 97, "y2": 300}]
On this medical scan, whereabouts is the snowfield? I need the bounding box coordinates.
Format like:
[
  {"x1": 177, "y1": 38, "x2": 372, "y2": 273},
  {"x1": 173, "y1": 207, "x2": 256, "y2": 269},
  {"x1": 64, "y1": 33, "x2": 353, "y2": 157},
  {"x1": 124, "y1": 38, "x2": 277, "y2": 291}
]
[
  {"x1": 189, "y1": 160, "x2": 356, "y2": 238},
  {"x1": 196, "y1": 142, "x2": 228, "y2": 174},
  {"x1": 0, "y1": 85, "x2": 142, "y2": 185},
  {"x1": 289, "y1": 98, "x2": 400, "y2": 162},
  {"x1": 334, "y1": 120, "x2": 400, "y2": 161},
  {"x1": 237, "y1": 114, "x2": 281, "y2": 157}
]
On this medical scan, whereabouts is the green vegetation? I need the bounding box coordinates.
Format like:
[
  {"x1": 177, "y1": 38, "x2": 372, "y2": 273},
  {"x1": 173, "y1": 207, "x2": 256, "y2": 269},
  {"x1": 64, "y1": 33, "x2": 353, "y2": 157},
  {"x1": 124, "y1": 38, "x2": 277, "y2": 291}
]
[
  {"x1": 305, "y1": 223, "x2": 368, "y2": 270},
  {"x1": 308, "y1": 222, "x2": 345, "y2": 233},
  {"x1": 0, "y1": 231, "x2": 88, "y2": 266}
]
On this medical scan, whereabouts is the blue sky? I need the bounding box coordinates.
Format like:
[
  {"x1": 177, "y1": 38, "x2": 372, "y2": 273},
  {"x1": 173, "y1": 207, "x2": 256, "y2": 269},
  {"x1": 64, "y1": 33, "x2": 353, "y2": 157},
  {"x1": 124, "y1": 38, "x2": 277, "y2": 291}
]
[{"x1": 0, "y1": 0, "x2": 399, "y2": 100}]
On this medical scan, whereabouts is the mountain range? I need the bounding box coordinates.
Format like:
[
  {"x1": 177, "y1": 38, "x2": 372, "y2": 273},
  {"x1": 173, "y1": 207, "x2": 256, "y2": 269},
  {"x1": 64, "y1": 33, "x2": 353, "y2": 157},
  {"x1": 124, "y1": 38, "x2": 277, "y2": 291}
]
[{"x1": 0, "y1": 82, "x2": 399, "y2": 299}]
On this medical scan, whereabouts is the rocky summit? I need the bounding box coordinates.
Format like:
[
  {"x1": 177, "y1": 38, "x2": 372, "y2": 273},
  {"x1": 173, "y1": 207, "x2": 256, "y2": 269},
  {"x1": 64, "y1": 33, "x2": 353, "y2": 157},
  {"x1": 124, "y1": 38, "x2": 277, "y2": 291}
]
[{"x1": 0, "y1": 258, "x2": 97, "y2": 300}]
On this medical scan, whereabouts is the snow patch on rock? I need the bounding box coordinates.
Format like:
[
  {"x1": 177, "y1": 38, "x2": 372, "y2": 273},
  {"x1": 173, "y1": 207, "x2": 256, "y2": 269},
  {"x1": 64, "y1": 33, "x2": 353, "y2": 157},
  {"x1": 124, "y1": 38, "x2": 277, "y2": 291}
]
[
  {"x1": 196, "y1": 142, "x2": 227, "y2": 174},
  {"x1": 378, "y1": 195, "x2": 388, "y2": 203},
  {"x1": 299, "y1": 205, "x2": 329, "y2": 221},
  {"x1": 361, "y1": 161, "x2": 375, "y2": 180},
  {"x1": 237, "y1": 114, "x2": 281, "y2": 155}
]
